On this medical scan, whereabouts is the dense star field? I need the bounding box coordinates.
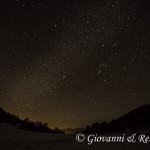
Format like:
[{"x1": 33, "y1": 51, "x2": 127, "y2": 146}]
[{"x1": 0, "y1": 0, "x2": 149, "y2": 128}]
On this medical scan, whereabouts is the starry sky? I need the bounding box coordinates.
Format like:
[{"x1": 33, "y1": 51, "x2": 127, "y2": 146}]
[{"x1": 0, "y1": 0, "x2": 150, "y2": 128}]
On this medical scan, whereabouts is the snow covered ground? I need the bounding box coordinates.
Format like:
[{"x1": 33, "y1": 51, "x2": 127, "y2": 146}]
[{"x1": 0, "y1": 123, "x2": 150, "y2": 150}]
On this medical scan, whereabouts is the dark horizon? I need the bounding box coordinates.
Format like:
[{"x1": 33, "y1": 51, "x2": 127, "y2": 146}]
[
  {"x1": 0, "y1": 0, "x2": 150, "y2": 129},
  {"x1": 1, "y1": 104, "x2": 150, "y2": 130}
]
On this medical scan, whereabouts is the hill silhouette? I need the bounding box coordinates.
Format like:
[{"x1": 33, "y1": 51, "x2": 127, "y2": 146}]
[
  {"x1": 0, "y1": 107, "x2": 64, "y2": 134},
  {"x1": 82, "y1": 104, "x2": 150, "y2": 134}
]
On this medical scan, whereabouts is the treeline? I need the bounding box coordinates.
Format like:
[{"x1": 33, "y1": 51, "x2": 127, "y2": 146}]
[
  {"x1": 81, "y1": 118, "x2": 150, "y2": 134},
  {"x1": 0, "y1": 107, "x2": 64, "y2": 134},
  {"x1": 21, "y1": 117, "x2": 64, "y2": 133}
]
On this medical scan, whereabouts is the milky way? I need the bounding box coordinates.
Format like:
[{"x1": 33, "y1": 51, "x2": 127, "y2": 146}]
[{"x1": 0, "y1": 0, "x2": 149, "y2": 128}]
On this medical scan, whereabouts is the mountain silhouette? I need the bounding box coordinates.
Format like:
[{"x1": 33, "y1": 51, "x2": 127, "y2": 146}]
[
  {"x1": 0, "y1": 107, "x2": 64, "y2": 134},
  {"x1": 82, "y1": 104, "x2": 150, "y2": 134}
]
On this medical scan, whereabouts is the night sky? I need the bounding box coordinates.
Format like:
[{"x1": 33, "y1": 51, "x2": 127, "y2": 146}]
[{"x1": 0, "y1": 0, "x2": 150, "y2": 128}]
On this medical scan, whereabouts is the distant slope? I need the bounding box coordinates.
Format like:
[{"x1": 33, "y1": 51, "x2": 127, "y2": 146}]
[
  {"x1": 82, "y1": 104, "x2": 150, "y2": 134},
  {"x1": 61, "y1": 128, "x2": 83, "y2": 134}
]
